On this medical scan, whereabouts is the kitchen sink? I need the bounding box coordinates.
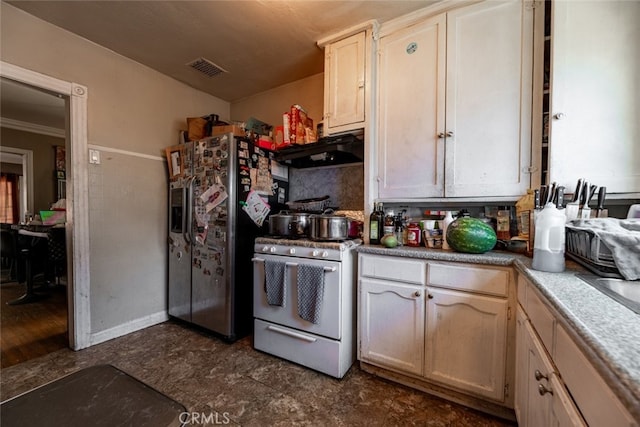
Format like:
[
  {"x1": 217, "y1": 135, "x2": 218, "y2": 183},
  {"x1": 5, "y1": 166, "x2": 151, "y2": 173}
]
[{"x1": 577, "y1": 274, "x2": 640, "y2": 314}]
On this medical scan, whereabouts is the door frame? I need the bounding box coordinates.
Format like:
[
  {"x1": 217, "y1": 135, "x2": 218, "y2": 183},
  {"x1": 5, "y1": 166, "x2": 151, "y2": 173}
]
[
  {"x1": 1, "y1": 61, "x2": 91, "y2": 349},
  {"x1": 0, "y1": 146, "x2": 33, "y2": 223}
]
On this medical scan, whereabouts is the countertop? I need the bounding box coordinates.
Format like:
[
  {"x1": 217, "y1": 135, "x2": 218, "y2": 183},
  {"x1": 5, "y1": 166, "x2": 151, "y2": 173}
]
[{"x1": 356, "y1": 244, "x2": 640, "y2": 417}]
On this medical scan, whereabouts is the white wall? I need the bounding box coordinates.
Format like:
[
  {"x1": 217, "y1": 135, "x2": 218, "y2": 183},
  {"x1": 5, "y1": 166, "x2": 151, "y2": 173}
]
[
  {"x1": 231, "y1": 73, "x2": 324, "y2": 132},
  {"x1": 1, "y1": 3, "x2": 230, "y2": 337}
]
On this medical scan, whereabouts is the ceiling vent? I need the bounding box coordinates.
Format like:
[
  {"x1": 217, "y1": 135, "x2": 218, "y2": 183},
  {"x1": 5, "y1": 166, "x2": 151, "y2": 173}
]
[{"x1": 186, "y1": 57, "x2": 227, "y2": 78}]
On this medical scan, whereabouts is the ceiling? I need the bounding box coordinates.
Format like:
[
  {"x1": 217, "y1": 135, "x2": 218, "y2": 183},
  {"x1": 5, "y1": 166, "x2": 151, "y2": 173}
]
[{"x1": 5, "y1": 0, "x2": 439, "y2": 103}]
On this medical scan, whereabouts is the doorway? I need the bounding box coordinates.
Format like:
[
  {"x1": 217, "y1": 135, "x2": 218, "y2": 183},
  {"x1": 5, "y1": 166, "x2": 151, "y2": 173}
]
[{"x1": 1, "y1": 61, "x2": 91, "y2": 354}]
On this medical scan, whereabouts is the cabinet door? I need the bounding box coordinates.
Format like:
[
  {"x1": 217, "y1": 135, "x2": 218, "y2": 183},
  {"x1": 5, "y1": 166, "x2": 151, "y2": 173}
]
[
  {"x1": 548, "y1": 373, "x2": 586, "y2": 427},
  {"x1": 325, "y1": 31, "x2": 366, "y2": 133},
  {"x1": 549, "y1": 1, "x2": 640, "y2": 194},
  {"x1": 444, "y1": 0, "x2": 534, "y2": 197},
  {"x1": 514, "y1": 306, "x2": 529, "y2": 425},
  {"x1": 425, "y1": 287, "x2": 507, "y2": 401},
  {"x1": 523, "y1": 320, "x2": 553, "y2": 427},
  {"x1": 359, "y1": 278, "x2": 425, "y2": 375},
  {"x1": 377, "y1": 14, "x2": 446, "y2": 198}
]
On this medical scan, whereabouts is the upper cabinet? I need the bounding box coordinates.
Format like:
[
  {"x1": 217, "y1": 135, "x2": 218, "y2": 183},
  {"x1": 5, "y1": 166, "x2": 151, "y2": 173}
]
[
  {"x1": 323, "y1": 32, "x2": 366, "y2": 134},
  {"x1": 547, "y1": 1, "x2": 640, "y2": 195},
  {"x1": 376, "y1": 0, "x2": 535, "y2": 199},
  {"x1": 319, "y1": 23, "x2": 375, "y2": 136}
]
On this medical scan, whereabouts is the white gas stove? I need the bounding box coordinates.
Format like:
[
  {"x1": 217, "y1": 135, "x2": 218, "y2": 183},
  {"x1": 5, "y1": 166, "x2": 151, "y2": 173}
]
[{"x1": 252, "y1": 237, "x2": 360, "y2": 378}]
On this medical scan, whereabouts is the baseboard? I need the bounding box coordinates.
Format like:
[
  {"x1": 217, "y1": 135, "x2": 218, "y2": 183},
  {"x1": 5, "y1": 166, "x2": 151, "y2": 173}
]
[
  {"x1": 89, "y1": 310, "x2": 169, "y2": 346},
  {"x1": 360, "y1": 361, "x2": 516, "y2": 422}
]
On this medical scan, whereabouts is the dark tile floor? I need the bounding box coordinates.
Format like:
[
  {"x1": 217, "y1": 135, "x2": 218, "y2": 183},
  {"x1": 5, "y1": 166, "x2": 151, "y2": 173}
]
[{"x1": 0, "y1": 321, "x2": 516, "y2": 426}]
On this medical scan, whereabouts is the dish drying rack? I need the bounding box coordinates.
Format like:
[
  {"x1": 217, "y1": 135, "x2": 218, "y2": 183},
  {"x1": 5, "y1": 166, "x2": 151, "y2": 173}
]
[
  {"x1": 565, "y1": 225, "x2": 623, "y2": 278},
  {"x1": 286, "y1": 196, "x2": 330, "y2": 213}
]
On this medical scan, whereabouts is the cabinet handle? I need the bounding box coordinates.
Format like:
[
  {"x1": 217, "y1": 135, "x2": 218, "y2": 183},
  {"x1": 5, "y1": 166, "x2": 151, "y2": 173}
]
[
  {"x1": 538, "y1": 383, "x2": 553, "y2": 396},
  {"x1": 428, "y1": 294, "x2": 434, "y2": 299},
  {"x1": 446, "y1": 131, "x2": 454, "y2": 137},
  {"x1": 534, "y1": 370, "x2": 548, "y2": 381},
  {"x1": 437, "y1": 132, "x2": 445, "y2": 139},
  {"x1": 414, "y1": 291, "x2": 421, "y2": 297}
]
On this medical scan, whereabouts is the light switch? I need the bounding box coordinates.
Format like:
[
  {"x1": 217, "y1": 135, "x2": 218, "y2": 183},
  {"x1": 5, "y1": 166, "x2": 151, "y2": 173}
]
[{"x1": 89, "y1": 149, "x2": 101, "y2": 164}]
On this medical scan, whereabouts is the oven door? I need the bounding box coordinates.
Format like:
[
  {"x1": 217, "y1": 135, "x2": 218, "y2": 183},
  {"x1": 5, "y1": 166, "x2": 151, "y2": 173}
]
[{"x1": 253, "y1": 253, "x2": 342, "y2": 340}]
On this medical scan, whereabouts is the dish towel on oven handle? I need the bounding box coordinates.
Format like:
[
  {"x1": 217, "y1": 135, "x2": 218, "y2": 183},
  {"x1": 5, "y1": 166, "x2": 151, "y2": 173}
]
[
  {"x1": 264, "y1": 260, "x2": 286, "y2": 307},
  {"x1": 297, "y1": 264, "x2": 325, "y2": 324}
]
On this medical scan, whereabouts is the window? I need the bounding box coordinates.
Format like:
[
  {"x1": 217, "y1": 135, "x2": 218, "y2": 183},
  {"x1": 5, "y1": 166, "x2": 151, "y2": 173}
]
[{"x1": 0, "y1": 173, "x2": 19, "y2": 223}]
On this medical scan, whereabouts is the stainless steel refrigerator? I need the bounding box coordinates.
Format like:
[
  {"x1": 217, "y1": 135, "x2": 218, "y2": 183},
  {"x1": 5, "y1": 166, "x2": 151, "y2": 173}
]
[{"x1": 167, "y1": 132, "x2": 287, "y2": 341}]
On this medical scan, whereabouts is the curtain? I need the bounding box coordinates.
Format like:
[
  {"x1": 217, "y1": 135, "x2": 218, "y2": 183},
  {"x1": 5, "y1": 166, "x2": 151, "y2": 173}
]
[{"x1": 0, "y1": 173, "x2": 19, "y2": 224}]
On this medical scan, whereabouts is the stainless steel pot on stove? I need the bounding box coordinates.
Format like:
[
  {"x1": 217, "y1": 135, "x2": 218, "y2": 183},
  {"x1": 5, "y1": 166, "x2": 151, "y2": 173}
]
[
  {"x1": 268, "y1": 211, "x2": 311, "y2": 237},
  {"x1": 290, "y1": 212, "x2": 311, "y2": 237},
  {"x1": 268, "y1": 211, "x2": 295, "y2": 237},
  {"x1": 309, "y1": 210, "x2": 349, "y2": 241}
]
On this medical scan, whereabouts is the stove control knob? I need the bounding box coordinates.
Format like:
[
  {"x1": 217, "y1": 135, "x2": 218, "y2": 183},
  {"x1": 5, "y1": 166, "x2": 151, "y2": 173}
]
[
  {"x1": 270, "y1": 246, "x2": 277, "y2": 253},
  {"x1": 262, "y1": 246, "x2": 269, "y2": 252},
  {"x1": 289, "y1": 248, "x2": 296, "y2": 255},
  {"x1": 312, "y1": 250, "x2": 320, "y2": 257},
  {"x1": 322, "y1": 251, "x2": 329, "y2": 258}
]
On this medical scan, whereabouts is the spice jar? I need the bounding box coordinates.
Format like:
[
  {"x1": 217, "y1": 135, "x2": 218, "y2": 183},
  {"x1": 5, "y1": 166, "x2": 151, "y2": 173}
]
[
  {"x1": 383, "y1": 210, "x2": 395, "y2": 236},
  {"x1": 407, "y1": 222, "x2": 421, "y2": 247}
]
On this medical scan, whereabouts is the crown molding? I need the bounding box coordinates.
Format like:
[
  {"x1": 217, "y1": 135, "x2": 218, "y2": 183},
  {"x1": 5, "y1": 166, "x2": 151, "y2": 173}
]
[{"x1": 0, "y1": 116, "x2": 65, "y2": 138}]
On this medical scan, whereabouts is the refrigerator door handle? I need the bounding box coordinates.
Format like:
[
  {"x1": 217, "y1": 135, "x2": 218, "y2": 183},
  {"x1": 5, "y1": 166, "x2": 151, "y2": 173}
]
[{"x1": 185, "y1": 176, "x2": 196, "y2": 245}]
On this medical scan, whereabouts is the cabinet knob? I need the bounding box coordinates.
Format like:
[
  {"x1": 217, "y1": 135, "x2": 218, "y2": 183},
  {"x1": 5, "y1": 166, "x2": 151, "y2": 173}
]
[
  {"x1": 538, "y1": 383, "x2": 554, "y2": 396},
  {"x1": 553, "y1": 112, "x2": 566, "y2": 120},
  {"x1": 414, "y1": 291, "x2": 421, "y2": 297},
  {"x1": 428, "y1": 294, "x2": 434, "y2": 299},
  {"x1": 437, "y1": 132, "x2": 445, "y2": 139},
  {"x1": 534, "y1": 370, "x2": 548, "y2": 381},
  {"x1": 446, "y1": 131, "x2": 454, "y2": 137}
]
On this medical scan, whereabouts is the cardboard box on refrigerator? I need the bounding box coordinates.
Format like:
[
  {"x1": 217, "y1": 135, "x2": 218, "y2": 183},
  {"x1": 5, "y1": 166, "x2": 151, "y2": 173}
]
[
  {"x1": 274, "y1": 126, "x2": 290, "y2": 150},
  {"x1": 212, "y1": 125, "x2": 245, "y2": 137},
  {"x1": 289, "y1": 104, "x2": 309, "y2": 145},
  {"x1": 256, "y1": 135, "x2": 275, "y2": 151}
]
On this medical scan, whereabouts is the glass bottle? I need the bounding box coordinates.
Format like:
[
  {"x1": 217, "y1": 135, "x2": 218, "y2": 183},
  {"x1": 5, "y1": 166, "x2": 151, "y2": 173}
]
[
  {"x1": 368, "y1": 202, "x2": 383, "y2": 245},
  {"x1": 497, "y1": 206, "x2": 511, "y2": 240}
]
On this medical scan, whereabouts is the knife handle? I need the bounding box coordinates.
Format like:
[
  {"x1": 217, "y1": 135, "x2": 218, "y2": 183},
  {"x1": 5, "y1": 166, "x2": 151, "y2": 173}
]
[
  {"x1": 533, "y1": 189, "x2": 540, "y2": 210},
  {"x1": 572, "y1": 179, "x2": 583, "y2": 203},
  {"x1": 588, "y1": 185, "x2": 597, "y2": 203},
  {"x1": 581, "y1": 181, "x2": 589, "y2": 206},
  {"x1": 597, "y1": 186, "x2": 607, "y2": 210}
]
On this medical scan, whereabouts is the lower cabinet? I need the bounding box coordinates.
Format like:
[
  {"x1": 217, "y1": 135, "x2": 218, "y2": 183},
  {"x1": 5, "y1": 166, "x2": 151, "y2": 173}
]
[
  {"x1": 358, "y1": 253, "x2": 514, "y2": 410},
  {"x1": 426, "y1": 287, "x2": 508, "y2": 401},
  {"x1": 516, "y1": 275, "x2": 636, "y2": 426},
  {"x1": 515, "y1": 306, "x2": 585, "y2": 426},
  {"x1": 359, "y1": 278, "x2": 425, "y2": 376}
]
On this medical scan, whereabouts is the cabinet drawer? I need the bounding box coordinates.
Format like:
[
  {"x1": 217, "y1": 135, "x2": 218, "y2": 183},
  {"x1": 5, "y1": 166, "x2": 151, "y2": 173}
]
[
  {"x1": 427, "y1": 262, "x2": 509, "y2": 297},
  {"x1": 254, "y1": 319, "x2": 350, "y2": 379},
  {"x1": 555, "y1": 325, "x2": 635, "y2": 427},
  {"x1": 359, "y1": 254, "x2": 426, "y2": 285},
  {"x1": 525, "y1": 284, "x2": 555, "y2": 353}
]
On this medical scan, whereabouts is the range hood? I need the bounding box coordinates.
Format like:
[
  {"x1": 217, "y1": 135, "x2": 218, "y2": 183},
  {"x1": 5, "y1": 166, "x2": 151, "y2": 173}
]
[{"x1": 274, "y1": 132, "x2": 364, "y2": 168}]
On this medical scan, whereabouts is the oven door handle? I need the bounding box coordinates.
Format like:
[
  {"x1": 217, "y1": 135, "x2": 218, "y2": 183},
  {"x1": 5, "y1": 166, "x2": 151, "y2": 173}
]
[
  {"x1": 266, "y1": 325, "x2": 317, "y2": 343},
  {"x1": 285, "y1": 262, "x2": 336, "y2": 273},
  {"x1": 251, "y1": 257, "x2": 265, "y2": 263}
]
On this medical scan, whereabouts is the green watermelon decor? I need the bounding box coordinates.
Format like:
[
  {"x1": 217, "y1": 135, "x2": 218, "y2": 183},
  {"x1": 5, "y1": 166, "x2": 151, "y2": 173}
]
[{"x1": 446, "y1": 217, "x2": 497, "y2": 254}]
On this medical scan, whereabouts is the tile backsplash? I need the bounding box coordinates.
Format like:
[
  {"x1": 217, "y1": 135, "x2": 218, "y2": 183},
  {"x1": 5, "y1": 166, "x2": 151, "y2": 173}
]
[{"x1": 289, "y1": 164, "x2": 364, "y2": 211}]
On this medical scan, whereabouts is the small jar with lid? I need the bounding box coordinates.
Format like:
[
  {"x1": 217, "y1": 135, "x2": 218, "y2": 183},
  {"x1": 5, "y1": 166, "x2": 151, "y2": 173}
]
[
  {"x1": 406, "y1": 222, "x2": 421, "y2": 247},
  {"x1": 383, "y1": 210, "x2": 395, "y2": 236}
]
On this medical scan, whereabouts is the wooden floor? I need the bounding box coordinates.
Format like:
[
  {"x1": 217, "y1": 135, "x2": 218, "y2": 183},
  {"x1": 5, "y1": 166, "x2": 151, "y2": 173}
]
[{"x1": 0, "y1": 273, "x2": 68, "y2": 369}]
